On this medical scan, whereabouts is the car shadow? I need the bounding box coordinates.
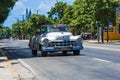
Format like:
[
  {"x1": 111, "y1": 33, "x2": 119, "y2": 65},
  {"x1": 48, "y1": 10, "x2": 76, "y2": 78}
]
[
  {"x1": 37, "y1": 51, "x2": 85, "y2": 57},
  {"x1": 1, "y1": 46, "x2": 85, "y2": 60}
]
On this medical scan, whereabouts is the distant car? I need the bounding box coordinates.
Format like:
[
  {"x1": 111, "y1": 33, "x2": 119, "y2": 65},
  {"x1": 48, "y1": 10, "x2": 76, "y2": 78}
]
[{"x1": 81, "y1": 33, "x2": 92, "y2": 40}]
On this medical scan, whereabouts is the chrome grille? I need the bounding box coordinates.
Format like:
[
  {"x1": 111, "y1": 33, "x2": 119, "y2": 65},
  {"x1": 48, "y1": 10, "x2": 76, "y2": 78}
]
[{"x1": 49, "y1": 41, "x2": 75, "y2": 47}]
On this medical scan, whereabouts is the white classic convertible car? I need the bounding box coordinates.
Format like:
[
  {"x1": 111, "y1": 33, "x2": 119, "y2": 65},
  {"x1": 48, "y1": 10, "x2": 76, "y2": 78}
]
[{"x1": 29, "y1": 24, "x2": 83, "y2": 56}]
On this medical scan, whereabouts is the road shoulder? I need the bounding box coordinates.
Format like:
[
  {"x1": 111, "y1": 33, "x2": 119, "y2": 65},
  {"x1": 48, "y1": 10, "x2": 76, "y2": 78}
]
[
  {"x1": 0, "y1": 47, "x2": 20, "y2": 80},
  {"x1": 0, "y1": 46, "x2": 36, "y2": 80}
]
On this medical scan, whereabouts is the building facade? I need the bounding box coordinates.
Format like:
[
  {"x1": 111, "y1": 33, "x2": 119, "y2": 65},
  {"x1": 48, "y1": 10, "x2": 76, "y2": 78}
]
[{"x1": 103, "y1": 26, "x2": 120, "y2": 40}]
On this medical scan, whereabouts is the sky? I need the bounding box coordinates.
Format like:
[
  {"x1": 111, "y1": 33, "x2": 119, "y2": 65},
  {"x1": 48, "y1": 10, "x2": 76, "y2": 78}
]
[{"x1": 3, "y1": 0, "x2": 75, "y2": 28}]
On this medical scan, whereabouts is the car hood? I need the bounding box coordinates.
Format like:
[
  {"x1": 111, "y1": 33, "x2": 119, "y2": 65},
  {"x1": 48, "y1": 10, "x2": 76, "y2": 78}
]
[{"x1": 44, "y1": 32, "x2": 80, "y2": 41}]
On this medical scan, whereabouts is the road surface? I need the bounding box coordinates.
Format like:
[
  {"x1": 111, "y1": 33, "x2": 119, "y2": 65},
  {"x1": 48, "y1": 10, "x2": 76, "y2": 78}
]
[{"x1": 0, "y1": 39, "x2": 120, "y2": 80}]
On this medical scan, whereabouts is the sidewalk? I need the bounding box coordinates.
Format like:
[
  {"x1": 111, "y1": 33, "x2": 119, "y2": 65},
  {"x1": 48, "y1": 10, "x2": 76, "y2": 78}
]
[
  {"x1": 83, "y1": 39, "x2": 120, "y2": 45},
  {"x1": 0, "y1": 47, "x2": 20, "y2": 80}
]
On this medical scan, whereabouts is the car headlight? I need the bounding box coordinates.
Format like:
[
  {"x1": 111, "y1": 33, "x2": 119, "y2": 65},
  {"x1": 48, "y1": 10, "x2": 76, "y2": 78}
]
[
  {"x1": 76, "y1": 38, "x2": 82, "y2": 45},
  {"x1": 77, "y1": 38, "x2": 82, "y2": 42},
  {"x1": 42, "y1": 39, "x2": 49, "y2": 46}
]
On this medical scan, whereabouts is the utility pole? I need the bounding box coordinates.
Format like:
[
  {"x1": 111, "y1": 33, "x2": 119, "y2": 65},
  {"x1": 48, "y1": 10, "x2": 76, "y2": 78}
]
[
  {"x1": 37, "y1": 10, "x2": 39, "y2": 14},
  {"x1": 28, "y1": 9, "x2": 32, "y2": 19},
  {"x1": 100, "y1": 24, "x2": 104, "y2": 43},
  {"x1": 36, "y1": 10, "x2": 40, "y2": 14},
  {"x1": 26, "y1": 8, "x2": 28, "y2": 20},
  {"x1": 106, "y1": 25, "x2": 109, "y2": 43},
  {"x1": 106, "y1": 2, "x2": 110, "y2": 43},
  {"x1": 22, "y1": 15, "x2": 25, "y2": 21},
  {"x1": 96, "y1": 21, "x2": 99, "y2": 43}
]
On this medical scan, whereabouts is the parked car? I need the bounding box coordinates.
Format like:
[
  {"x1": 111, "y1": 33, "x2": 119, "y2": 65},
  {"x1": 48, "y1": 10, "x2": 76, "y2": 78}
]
[
  {"x1": 29, "y1": 24, "x2": 83, "y2": 56},
  {"x1": 81, "y1": 33, "x2": 92, "y2": 40}
]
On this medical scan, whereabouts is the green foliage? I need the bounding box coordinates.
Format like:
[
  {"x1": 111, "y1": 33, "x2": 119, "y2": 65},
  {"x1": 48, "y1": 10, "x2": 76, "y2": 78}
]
[
  {"x1": 60, "y1": 5, "x2": 74, "y2": 24},
  {"x1": 0, "y1": 0, "x2": 17, "y2": 24},
  {"x1": 0, "y1": 27, "x2": 11, "y2": 38},
  {"x1": 95, "y1": 0, "x2": 119, "y2": 26},
  {"x1": 48, "y1": 2, "x2": 68, "y2": 23},
  {"x1": 12, "y1": 14, "x2": 53, "y2": 37},
  {"x1": 70, "y1": 0, "x2": 97, "y2": 33},
  {"x1": 29, "y1": 14, "x2": 52, "y2": 29},
  {"x1": 11, "y1": 0, "x2": 120, "y2": 36},
  {"x1": 48, "y1": 0, "x2": 120, "y2": 34}
]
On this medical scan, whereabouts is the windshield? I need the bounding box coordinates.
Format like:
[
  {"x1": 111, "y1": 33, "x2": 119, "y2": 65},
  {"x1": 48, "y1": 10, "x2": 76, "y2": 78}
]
[
  {"x1": 48, "y1": 25, "x2": 70, "y2": 32},
  {"x1": 41, "y1": 26, "x2": 47, "y2": 33}
]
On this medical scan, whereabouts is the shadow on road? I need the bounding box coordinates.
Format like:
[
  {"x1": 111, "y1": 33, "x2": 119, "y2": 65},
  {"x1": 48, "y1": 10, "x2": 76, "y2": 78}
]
[{"x1": 1, "y1": 46, "x2": 84, "y2": 60}]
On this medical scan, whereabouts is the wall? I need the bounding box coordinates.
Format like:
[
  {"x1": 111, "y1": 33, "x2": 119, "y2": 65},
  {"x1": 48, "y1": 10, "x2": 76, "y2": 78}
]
[{"x1": 103, "y1": 26, "x2": 120, "y2": 40}]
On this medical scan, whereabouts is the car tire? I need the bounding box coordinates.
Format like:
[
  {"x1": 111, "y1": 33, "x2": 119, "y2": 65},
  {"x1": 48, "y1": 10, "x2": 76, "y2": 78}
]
[
  {"x1": 73, "y1": 50, "x2": 80, "y2": 55},
  {"x1": 41, "y1": 51, "x2": 48, "y2": 57},
  {"x1": 32, "y1": 50, "x2": 37, "y2": 56}
]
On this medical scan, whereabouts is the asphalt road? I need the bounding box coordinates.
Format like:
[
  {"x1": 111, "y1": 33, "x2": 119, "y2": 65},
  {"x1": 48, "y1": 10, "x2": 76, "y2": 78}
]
[{"x1": 0, "y1": 39, "x2": 120, "y2": 80}]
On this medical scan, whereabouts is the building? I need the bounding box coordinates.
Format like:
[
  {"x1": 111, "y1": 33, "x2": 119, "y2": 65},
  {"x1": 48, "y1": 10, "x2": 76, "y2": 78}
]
[{"x1": 103, "y1": 26, "x2": 120, "y2": 40}]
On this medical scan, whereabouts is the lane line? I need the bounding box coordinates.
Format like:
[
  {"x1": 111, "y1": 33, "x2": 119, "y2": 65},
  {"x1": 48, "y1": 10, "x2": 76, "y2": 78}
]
[{"x1": 93, "y1": 58, "x2": 111, "y2": 63}]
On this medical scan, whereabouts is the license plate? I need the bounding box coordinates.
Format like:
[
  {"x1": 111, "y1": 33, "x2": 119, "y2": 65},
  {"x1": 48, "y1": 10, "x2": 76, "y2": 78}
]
[{"x1": 55, "y1": 47, "x2": 72, "y2": 51}]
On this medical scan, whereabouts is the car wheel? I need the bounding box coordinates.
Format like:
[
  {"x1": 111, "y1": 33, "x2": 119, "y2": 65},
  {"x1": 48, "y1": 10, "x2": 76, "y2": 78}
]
[
  {"x1": 32, "y1": 50, "x2": 37, "y2": 56},
  {"x1": 41, "y1": 51, "x2": 48, "y2": 57},
  {"x1": 73, "y1": 50, "x2": 80, "y2": 55}
]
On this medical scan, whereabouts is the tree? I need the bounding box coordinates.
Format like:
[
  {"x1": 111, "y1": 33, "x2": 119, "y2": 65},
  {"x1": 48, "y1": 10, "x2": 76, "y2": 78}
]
[
  {"x1": 68, "y1": 0, "x2": 97, "y2": 34},
  {"x1": 12, "y1": 22, "x2": 21, "y2": 38},
  {"x1": 12, "y1": 14, "x2": 53, "y2": 37},
  {"x1": 11, "y1": 0, "x2": 120, "y2": 38},
  {"x1": 95, "y1": 0, "x2": 120, "y2": 26},
  {"x1": 94, "y1": 0, "x2": 120, "y2": 43},
  {"x1": 60, "y1": 5, "x2": 74, "y2": 24},
  {"x1": 48, "y1": 2, "x2": 68, "y2": 23},
  {"x1": 0, "y1": 27, "x2": 11, "y2": 38},
  {"x1": 64, "y1": 0, "x2": 120, "y2": 35},
  {"x1": 12, "y1": 20, "x2": 33, "y2": 38},
  {"x1": 29, "y1": 14, "x2": 53, "y2": 30},
  {"x1": 0, "y1": 0, "x2": 17, "y2": 24}
]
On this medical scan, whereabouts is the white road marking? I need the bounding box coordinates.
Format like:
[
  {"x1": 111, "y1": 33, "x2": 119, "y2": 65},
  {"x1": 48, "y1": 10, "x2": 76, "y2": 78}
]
[{"x1": 93, "y1": 58, "x2": 111, "y2": 63}]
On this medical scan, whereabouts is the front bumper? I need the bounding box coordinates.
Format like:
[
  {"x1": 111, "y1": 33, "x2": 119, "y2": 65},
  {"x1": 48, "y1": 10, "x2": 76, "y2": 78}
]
[{"x1": 42, "y1": 45, "x2": 83, "y2": 52}]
